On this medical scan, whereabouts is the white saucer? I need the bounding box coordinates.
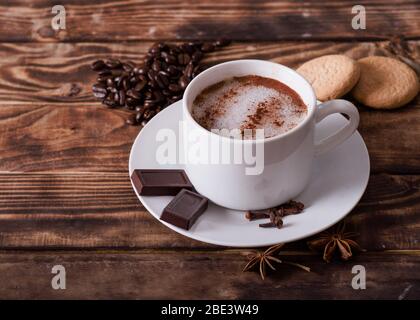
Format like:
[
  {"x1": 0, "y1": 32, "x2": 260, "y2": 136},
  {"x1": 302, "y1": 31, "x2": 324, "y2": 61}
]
[{"x1": 129, "y1": 100, "x2": 370, "y2": 247}]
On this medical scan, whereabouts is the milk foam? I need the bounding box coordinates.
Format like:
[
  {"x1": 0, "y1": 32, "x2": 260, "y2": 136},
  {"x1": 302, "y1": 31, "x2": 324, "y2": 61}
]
[{"x1": 192, "y1": 76, "x2": 307, "y2": 138}]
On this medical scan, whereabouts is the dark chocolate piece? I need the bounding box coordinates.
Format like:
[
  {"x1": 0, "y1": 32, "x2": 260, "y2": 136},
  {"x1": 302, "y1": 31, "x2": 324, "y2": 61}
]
[
  {"x1": 160, "y1": 189, "x2": 208, "y2": 230},
  {"x1": 131, "y1": 169, "x2": 193, "y2": 196}
]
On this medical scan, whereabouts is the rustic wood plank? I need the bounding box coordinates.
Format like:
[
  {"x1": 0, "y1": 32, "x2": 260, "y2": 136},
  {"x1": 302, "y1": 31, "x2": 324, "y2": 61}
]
[
  {"x1": 0, "y1": 104, "x2": 139, "y2": 172},
  {"x1": 357, "y1": 95, "x2": 420, "y2": 174},
  {"x1": 0, "y1": 173, "x2": 418, "y2": 250},
  {"x1": 0, "y1": 41, "x2": 419, "y2": 173},
  {"x1": 0, "y1": 250, "x2": 419, "y2": 299},
  {"x1": 0, "y1": 41, "x2": 418, "y2": 105},
  {"x1": 354, "y1": 174, "x2": 420, "y2": 250},
  {"x1": 0, "y1": 0, "x2": 419, "y2": 42}
]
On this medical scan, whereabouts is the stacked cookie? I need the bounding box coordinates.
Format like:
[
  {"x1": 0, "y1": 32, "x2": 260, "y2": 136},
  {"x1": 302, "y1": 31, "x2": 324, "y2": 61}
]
[{"x1": 297, "y1": 54, "x2": 419, "y2": 109}]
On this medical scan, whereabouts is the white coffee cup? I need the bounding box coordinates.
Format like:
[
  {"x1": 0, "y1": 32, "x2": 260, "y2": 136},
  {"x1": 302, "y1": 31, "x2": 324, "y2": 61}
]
[{"x1": 182, "y1": 60, "x2": 359, "y2": 210}]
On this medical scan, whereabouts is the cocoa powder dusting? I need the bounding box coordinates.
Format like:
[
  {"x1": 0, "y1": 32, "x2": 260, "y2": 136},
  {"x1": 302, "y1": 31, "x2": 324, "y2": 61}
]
[
  {"x1": 273, "y1": 119, "x2": 285, "y2": 127},
  {"x1": 192, "y1": 75, "x2": 307, "y2": 138}
]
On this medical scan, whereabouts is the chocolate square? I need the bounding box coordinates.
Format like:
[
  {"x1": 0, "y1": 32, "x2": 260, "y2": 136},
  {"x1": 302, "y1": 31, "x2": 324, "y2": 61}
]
[
  {"x1": 160, "y1": 189, "x2": 208, "y2": 230},
  {"x1": 131, "y1": 169, "x2": 193, "y2": 196}
]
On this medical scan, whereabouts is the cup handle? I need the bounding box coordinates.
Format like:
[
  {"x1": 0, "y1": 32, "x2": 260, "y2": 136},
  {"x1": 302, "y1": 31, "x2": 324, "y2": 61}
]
[{"x1": 314, "y1": 99, "x2": 360, "y2": 156}]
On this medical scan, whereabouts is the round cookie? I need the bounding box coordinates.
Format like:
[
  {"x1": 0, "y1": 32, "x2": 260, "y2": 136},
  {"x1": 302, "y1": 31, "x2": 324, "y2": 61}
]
[
  {"x1": 352, "y1": 56, "x2": 419, "y2": 109},
  {"x1": 297, "y1": 54, "x2": 360, "y2": 101}
]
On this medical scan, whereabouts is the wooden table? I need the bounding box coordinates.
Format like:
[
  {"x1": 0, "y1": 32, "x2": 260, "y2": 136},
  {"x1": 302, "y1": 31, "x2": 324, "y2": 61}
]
[{"x1": 0, "y1": 1, "x2": 419, "y2": 299}]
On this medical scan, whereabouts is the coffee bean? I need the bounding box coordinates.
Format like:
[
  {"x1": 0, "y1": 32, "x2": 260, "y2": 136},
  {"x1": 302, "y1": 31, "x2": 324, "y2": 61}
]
[
  {"x1": 214, "y1": 39, "x2": 231, "y2": 47},
  {"x1": 98, "y1": 70, "x2": 112, "y2": 76},
  {"x1": 134, "y1": 80, "x2": 147, "y2": 92},
  {"x1": 168, "y1": 83, "x2": 181, "y2": 92},
  {"x1": 154, "y1": 91, "x2": 164, "y2": 102},
  {"x1": 144, "y1": 55, "x2": 154, "y2": 66},
  {"x1": 180, "y1": 43, "x2": 195, "y2": 55},
  {"x1": 135, "y1": 105, "x2": 143, "y2": 112},
  {"x1": 192, "y1": 51, "x2": 203, "y2": 63},
  {"x1": 103, "y1": 98, "x2": 117, "y2": 108},
  {"x1": 93, "y1": 90, "x2": 107, "y2": 99},
  {"x1": 168, "y1": 44, "x2": 180, "y2": 55},
  {"x1": 105, "y1": 59, "x2": 122, "y2": 69},
  {"x1": 92, "y1": 83, "x2": 107, "y2": 92},
  {"x1": 156, "y1": 73, "x2": 169, "y2": 88},
  {"x1": 143, "y1": 109, "x2": 155, "y2": 120},
  {"x1": 122, "y1": 63, "x2": 133, "y2": 72},
  {"x1": 138, "y1": 67, "x2": 150, "y2": 75},
  {"x1": 126, "y1": 89, "x2": 141, "y2": 99},
  {"x1": 91, "y1": 60, "x2": 107, "y2": 71},
  {"x1": 177, "y1": 53, "x2": 190, "y2": 65},
  {"x1": 158, "y1": 42, "x2": 167, "y2": 50},
  {"x1": 111, "y1": 69, "x2": 122, "y2": 77},
  {"x1": 201, "y1": 43, "x2": 215, "y2": 52},
  {"x1": 162, "y1": 89, "x2": 171, "y2": 96},
  {"x1": 179, "y1": 76, "x2": 189, "y2": 89},
  {"x1": 152, "y1": 61, "x2": 161, "y2": 72},
  {"x1": 149, "y1": 79, "x2": 158, "y2": 89},
  {"x1": 144, "y1": 91, "x2": 153, "y2": 99},
  {"x1": 96, "y1": 76, "x2": 108, "y2": 83},
  {"x1": 184, "y1": 62, "x2": 194, "y2": 79},
  {"x1": 192, "y1": 65, "x2": 205, "y2": 78},
  {"x1": 106, "y1": 77, "x2": 114, "y2": 87},
  {"x1": 113, "y1": 92, "x2": 120, "y2": 103},
  {"x1": 116, "y1": 75, "x2": 127, "y2": 88},
  {"x1": 122, "y1": 77, "x2": 129, "y2": 90},
  {"x1": 149, "y1": 43, "x2": 161, "y2": 55},
  {"x1": 144, "y1": 99, "x2": 156, "y2": 108},
  {"x1": 119, "y1": 90, "x2": 126, "y2": 106},
  {"x1": 126, "y1": 114, "x2": 137, "y2": 125},
  {"x1": 130, "y1": 98, "x2": 142, "y2": 108},
  {"x1": 158, "y1": 70, "x2": 171, "y2": 77},
  {"x1": 155, "y1": 77, "x2": 164, "y2": 89},
  {"x1": 166, "y1": 65, "x2": 178, "y2": 76},
  {"x1": 126, "y1": 97, "x2": 135, "y2": 106},
  {"x1": 138, "y1": 74, "x2": 147, "y2": 82},
  {"x1": 164, "y1": 55, "x2": 177, "y2": 65},
  {"x1": 147, "y1": 69, "x2": 156, "y2": 81},
  {"x1": 135, "y1": 112, "x2": 144, "y2": 123}
]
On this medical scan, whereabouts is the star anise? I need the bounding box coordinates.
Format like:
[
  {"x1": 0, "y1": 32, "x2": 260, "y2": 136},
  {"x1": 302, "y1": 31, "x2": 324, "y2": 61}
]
[
  {"x1": 243, "y1": 243, "x2": 310, "y2": 280},
  {"x1": 307, "y1": 221, "x2": 365, "y2": 263}
]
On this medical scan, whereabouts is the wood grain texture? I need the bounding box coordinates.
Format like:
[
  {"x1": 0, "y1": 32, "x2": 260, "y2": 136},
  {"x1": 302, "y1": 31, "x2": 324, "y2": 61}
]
[
  {"x1": 0, "y1": 250, "x2": 419, "y2": 299},
  {"x1": 0, "y1": 41, "x2": 419, "y2": 173},
  {"x1": 0, "y1": 0, "x2": 419, "y2": 42},
  {"x1": 357, "y1": 97, "x2": 420, "y2": 174},
  {"x1": 0, "y1": 0, "x2": 418, "y2": 301},
  {"x1": 0, "y1": 41, "x2": 418, "y2": 104},
  {"x1": 0, "y1": 104, "x2": 140, "y2": 172},
  {"x1": 0, "y1": 173, "x2": 419, "y2": 250}
]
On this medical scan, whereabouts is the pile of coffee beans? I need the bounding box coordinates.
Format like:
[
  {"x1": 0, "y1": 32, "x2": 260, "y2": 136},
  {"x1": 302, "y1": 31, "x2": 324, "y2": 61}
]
[{"x1": 91, "y1": 40, "x2": 230, "y2": 125}]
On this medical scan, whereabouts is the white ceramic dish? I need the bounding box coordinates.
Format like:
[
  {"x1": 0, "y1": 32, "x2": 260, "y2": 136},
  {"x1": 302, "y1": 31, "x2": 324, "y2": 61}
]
[
  {"x1": 182, "y1": 60, "x2": 360, "y2": 210},
  {"x1": 128, "y1": 100, "x2": 370, "y2": 247}
]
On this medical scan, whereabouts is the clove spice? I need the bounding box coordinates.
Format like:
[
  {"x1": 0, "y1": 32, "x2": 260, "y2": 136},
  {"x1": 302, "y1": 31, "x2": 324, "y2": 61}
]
[{"x1": 245, "y1": 200, "x2": 305, "y2": 229}]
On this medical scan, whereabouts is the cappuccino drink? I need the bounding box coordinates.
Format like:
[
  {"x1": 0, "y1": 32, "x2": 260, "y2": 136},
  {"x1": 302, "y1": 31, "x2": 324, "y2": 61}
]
[{"x1": 191, "y1": 75, "x2": 307, "y2": 138}]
